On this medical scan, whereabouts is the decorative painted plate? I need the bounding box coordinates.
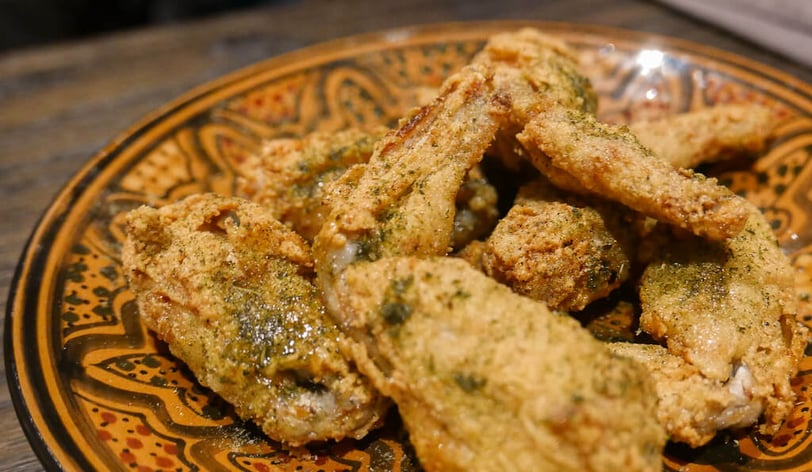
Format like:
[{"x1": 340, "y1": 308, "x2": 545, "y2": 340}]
[{"x1": 6, "y1": 20, "x2": 812, "y2": 471}]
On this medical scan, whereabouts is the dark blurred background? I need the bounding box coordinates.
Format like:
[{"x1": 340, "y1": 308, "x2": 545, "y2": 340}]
[{"x1": 0, "y1": 0, "x2": 278, "y2": 51}]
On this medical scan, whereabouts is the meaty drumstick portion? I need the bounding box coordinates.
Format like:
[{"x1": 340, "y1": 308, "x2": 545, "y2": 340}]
[
  {"x1": 517, "y1": 107, "x2": 750, "y2": 240},
  {"x1": 633, "y1": 202, "x2": 806, "y2": 443},
  {"x1": 237, "y1": 126, "x2": 500, "y2": 250},
  {"x1": 480, "y1": 179, "x2": 636, "y2": 311},
  {"x1": 236, "y1": 127, "x2": 385, "y2": 242},
  {"x1": 121, "y1": 193, "x2": 389, "y2": 446},
  {"x1": 630, "y1": 104, "x2": 775, "y2": 170},
  {"x1": 609, "y1": 342, "x2": 771, "y2": 448},
  {"x1": 313, "y1": 62, "x2": 508, "y2": 313},
  {"x1": 337, "y1": 256, "x2": 665, "y2": 472}
]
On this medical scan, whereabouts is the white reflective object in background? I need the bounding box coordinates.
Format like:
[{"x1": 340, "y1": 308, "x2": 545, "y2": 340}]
[
  {"x1": 636, "y1": 49, "x2": 665, "y2": 74},
  {"x1": 657, "y1": 0, "x2": 812, "y2": 66}
]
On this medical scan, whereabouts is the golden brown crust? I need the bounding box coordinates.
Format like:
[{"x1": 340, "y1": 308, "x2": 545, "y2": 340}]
[
  {"x1": 121, "y1": 193, "x2": 389, "y2": 446},
  {"x1": 517, "y1": 107, "x2": 750, "y2": 240},
  {"x1": 635, "y1": 203, "x2": 806, "y2": 442},
  {"x1": 340, "y1": 256, "x2": 665, "y2": 472},
  {"x1": 238, "y1": 126, "x2": 500, "y2": 250},
  {"x1": 481, "y1": 179, "x2": 634, "y2": 311},
  {"x1": 608, "y1": 343, "x2": 760, "y2": 447},
  {"x1": 236, "y1": 127, "x2": 385, "y2": 241},
  {"x1": 122, "y1": 26, "x2": 804, "y2": 464},
  {"x1": 473, "y1": 27, "x2": 597, "y2": 172},
  {"x1": 313, "y1": 61, "x2": 509, "y2": 307},
  {"x1": 631, "y1": 104, "x2": 775, "y2": 170},
  {"x1": 473, "y1": 27, "x2": 597, "y2": 124}
]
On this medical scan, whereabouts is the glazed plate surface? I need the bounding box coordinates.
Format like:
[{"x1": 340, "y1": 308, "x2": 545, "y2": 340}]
[{"x1": 6, "y1": 20, "x2": 812, "y2": 471}]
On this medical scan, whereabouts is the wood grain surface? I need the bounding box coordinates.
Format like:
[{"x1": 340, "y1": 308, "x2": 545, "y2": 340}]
[{"x1": 1, "y1": 0, "x2": 809, "y2": 470}]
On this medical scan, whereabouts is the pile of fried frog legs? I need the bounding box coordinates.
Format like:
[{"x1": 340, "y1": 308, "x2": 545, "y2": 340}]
[{"x1": 122, "y1": 28, "x2": 807, "y2": 472}]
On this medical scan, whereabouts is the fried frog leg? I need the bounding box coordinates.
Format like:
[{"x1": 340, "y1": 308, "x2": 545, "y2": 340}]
[
  {"x1": 122, "y1": 194, "x2": 389, "y2": 446},
  {"x1": 629, "y1": 202, "x2": 807, "y2": 445},
  {"x1": 312, "y1": 61, "x2": 509, "y2": 311},
  {"x1": 338, "y1": 256, "x2": 665, "y2": 472},
  {"x1": 517, "y1": 107, "x2": 750, "y2": 240},
  {"x1": 630, "y1": 104, "x2": 775, "y2": 170}
]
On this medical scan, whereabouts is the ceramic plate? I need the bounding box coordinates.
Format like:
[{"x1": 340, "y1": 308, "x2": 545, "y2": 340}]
[{"x1": 6, "y1": 20, "x2": 812, "y2": 471}]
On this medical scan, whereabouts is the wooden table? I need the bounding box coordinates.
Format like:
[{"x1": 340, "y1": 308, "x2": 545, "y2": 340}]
[{"x1": 0, "y1": 0, "x2": 808, "y2": 469}]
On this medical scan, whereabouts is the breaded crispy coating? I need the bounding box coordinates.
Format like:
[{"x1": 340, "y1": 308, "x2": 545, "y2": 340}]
[
  {"x1": 481, "y1": 179, "x2": 634, "y2": 311},
  {"x1": 313, "y1": 62, "x2": 508, "y2": 302},
  {"x1": 311, "y1": 31, "x2": 671, "y2": 471},
  {"x1": 474, "y1": 27, "x2": 598, "y2": 171},
  {"x1": 338, "y1": 256, "x2": 666, "y2": 472},
  {"x1": 634, "y1": 202, "x2": 806, "y2": 443},
  {"x1": 474, "y1": 27, "x2": 597, "y2": 125},
  {"x1": 631, "y1": 104, "x2": 775, "y2": 170},
  {"x1": 121, "y1": 194, "x2": 389, "y2": 446},
  {"x1": 480, "y1": 103, "x2": 775, "y2": 311},
  {"x1": 236, "y1": 127, "x2": 385, "y2": 241},
  {"x1": 608, "y1": 343, "x2": 762, "y2": 448},
  {"x1": 517, "y1": 107, "x2": 750, "y2": 240},
  {"x1": 314, "y1": 28, "x2": 597, "y2": 293},
  {"x1": 238, "y1": 126, "x2": 500, "y2": 249}
]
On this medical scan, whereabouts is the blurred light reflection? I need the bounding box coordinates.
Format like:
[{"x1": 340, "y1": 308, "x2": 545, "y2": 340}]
[{"x1": 636, "y1": 49, "x2": 665, "y2": 74}]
